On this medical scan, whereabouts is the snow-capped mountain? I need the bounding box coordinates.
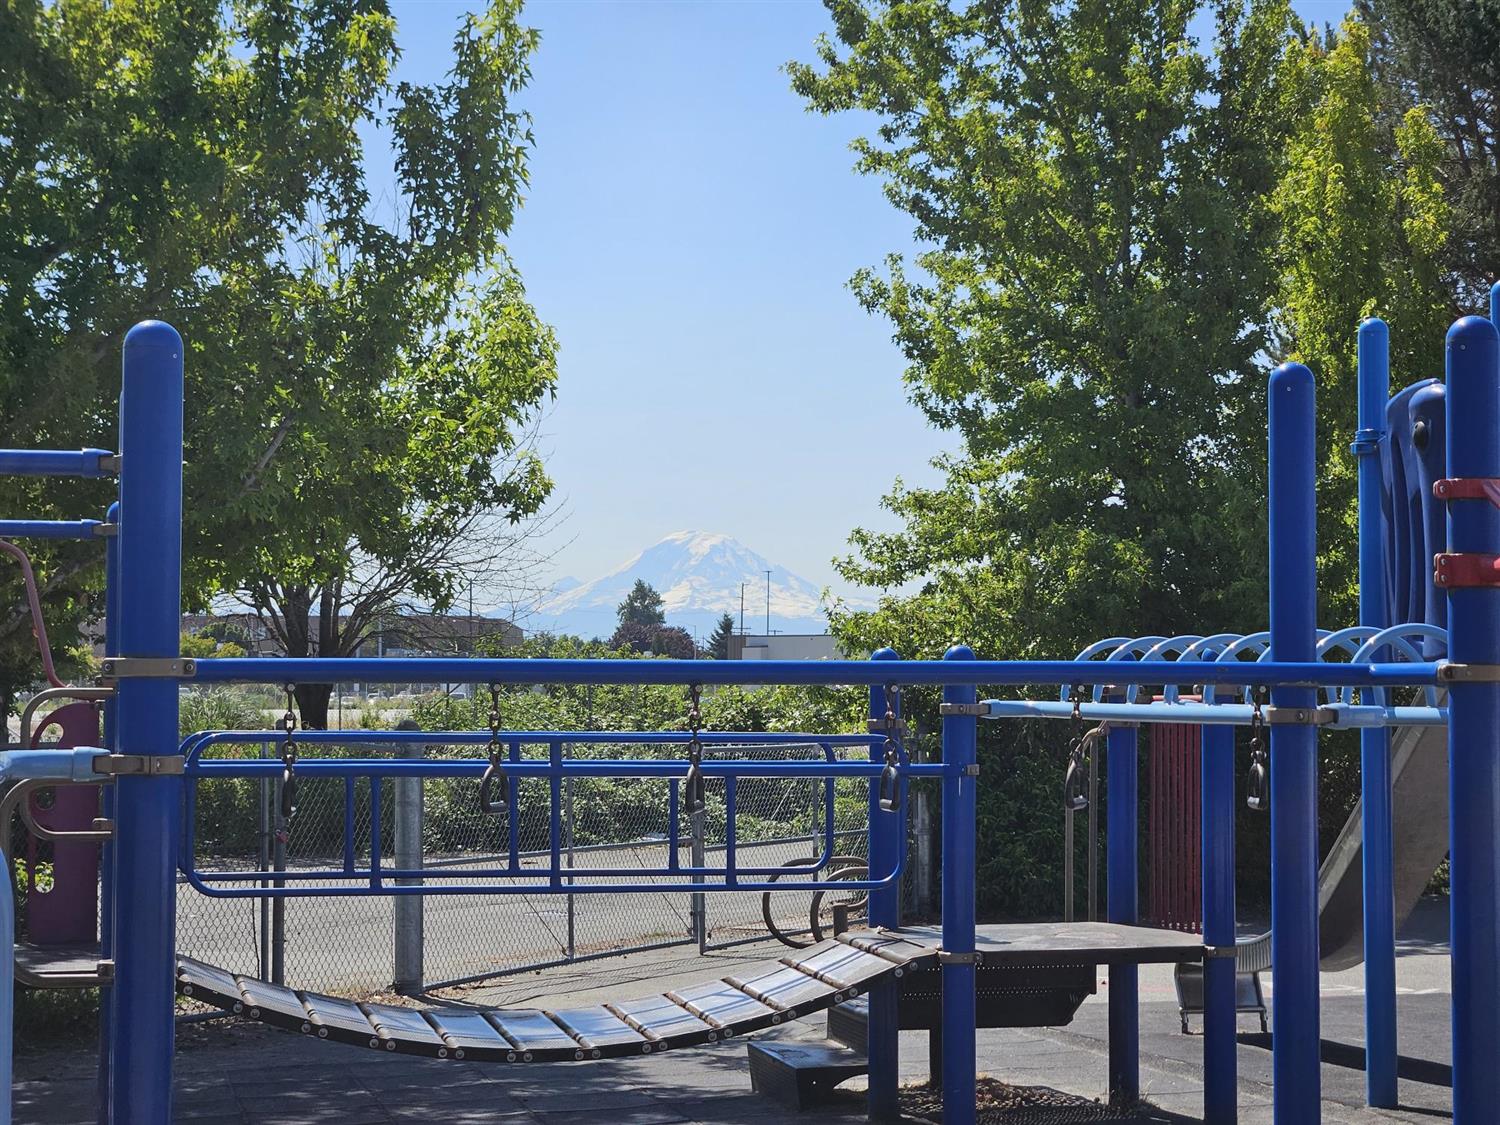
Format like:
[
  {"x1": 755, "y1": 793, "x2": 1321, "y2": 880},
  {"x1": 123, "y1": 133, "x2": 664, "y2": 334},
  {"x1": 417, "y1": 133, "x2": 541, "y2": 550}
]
[{"x1": 532, "y1": 532, "x2": 832, "y2": 639}]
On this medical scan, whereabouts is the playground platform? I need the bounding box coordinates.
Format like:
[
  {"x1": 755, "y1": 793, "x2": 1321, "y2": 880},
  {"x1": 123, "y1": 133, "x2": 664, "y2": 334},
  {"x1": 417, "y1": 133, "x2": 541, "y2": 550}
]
[{"x1": 12, "y1": 900, "x2": 1454, "y2": 1124}]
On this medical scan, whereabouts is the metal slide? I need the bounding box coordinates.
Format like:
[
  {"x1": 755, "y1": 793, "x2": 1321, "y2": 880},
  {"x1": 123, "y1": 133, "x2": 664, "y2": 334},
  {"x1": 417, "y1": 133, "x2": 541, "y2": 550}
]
[
  {"x1": 1316, "y1": 721, "x2": 1449, "y2": 971},
  {"x1": 1226, "y1": 721, "x2": 1449, "y2": 974}
]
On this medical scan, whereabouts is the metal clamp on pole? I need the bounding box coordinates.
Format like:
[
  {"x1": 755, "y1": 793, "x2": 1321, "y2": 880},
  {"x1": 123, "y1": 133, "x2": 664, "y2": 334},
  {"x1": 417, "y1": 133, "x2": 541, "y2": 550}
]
[
  {"x1": 92, "y1": 755, "x2": 185, "y2": 776},
  {"x1": 1434, "y1": 552, "x2": 1500, "y2": 588},
  {"x1": 1436, "y1": 663, "x2": 1500, "y2": 683},
  {"x1": 1434, "y1": 477, "x2": 1500, "y2": 506},
  {"x1": 97, "y1": 657, "x2": 196, "y2": 683},
  {"x1": 1263, "y1": 705, "x2": 1338, "y2": 725},
  {"x1": 938, "y1": 702, "x2": 991, "y2": 717},
  {"x1": 1203, "y1": 945, "x2": 1240, "y2": 960},
  {"x1": 937, "y1": 950, "x2": 984, "y2": 966}
]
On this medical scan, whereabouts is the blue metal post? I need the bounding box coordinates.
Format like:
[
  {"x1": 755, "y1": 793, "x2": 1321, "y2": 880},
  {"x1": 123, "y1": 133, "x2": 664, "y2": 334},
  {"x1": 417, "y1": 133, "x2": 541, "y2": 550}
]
[
  {"x1": 1267, "y1": 361, "x2": 1321, "y2": 1122},
  {"x1": 941, "y1": 645, "x2": 978, "y2": 1125},
  {"x1": 1490, "y1": 280, "x2": 1499, "y2": 327},
  {"x1": 1105, "y1": 724, "x2": 1138, "y2": 1105},
  {"x1": 1355, "y1": 317, "x2": 1397, "y2": 1107},
  {"x1": 97, "y1": 500, "x2": 120, "y2": 1125},
  {"x1": 0, "y1": 448, "x2": 115, "y2": 478},
  {"x1": 1201, "y1": 723, "x2": 1237, "y2": 1124},
  {"x1": 1442, "y1": 313, "x2": 1500, "y2": 1125},
  {"x1": 108, "y1": 322, "x2": 184, "y2": 1123},
  {"x1": 867, "y1": 648, "x2": 901, "y2": 1121}
]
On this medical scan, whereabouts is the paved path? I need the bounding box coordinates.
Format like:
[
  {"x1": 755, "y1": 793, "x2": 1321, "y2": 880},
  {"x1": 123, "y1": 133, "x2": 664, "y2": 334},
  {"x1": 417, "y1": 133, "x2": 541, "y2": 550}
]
[{"x1": 15, "y1": 902, "x2": 1456, "y2": 1123}]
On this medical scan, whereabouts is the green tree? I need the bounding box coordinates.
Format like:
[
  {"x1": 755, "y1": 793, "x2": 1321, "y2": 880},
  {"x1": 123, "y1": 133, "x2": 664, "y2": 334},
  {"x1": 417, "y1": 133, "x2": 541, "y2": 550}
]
[
  {"x1": 1362, "y1": 0, "x2": 1500, "y2": 308},
  {"x1": 1271, "y1": 14, "x2": 1453, "y2": 625},
  {"x1": 792, "y1": 0, "x2": 1298, "y2": 666},
  {"x1": 616, "y1": 580, "x2": 666, "y2": 628},
  {"x1": 708, "y1": 612, "x2": 736, "y2": 659},
  {"x1": 0, "y1": 0, "x2": 557, "y2": 722}
]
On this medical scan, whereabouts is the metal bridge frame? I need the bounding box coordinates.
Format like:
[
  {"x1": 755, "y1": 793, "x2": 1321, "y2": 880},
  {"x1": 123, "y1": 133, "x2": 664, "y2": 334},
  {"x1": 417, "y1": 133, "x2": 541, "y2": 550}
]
[{"x1": 0, "y1": 293, "x2": 1498, "y2": 1124}]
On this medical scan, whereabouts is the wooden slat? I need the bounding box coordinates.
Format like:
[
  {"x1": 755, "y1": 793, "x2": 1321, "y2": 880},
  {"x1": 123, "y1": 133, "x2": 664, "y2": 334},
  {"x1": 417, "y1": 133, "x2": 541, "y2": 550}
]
[
  {"x1": 783, "y1": 943, "x2": 898, "y2": 990},
  {"x1": 605, "y1": 993, "x2": 717, "y2": 1044},
  {"x1": 301, "y1": 992, "x2": 379, "y2": 1046},
  {"x1": 234, "y1": 976, "x2": 312, "y2": 1030},
  {"x1": 484, "y1": 1009, "x2": 579, "y2": 1057},
  {"x1": 667, "y1": 980, "x2": 777, "y2": 1030},
  {"x1": 363, "y1": 1003, "x2": 446, "y2": 1056},
  {"x1": 549, "y1": 1006, "x2": 649, "y2": 1054},
  {"x1": 838, "y1": 932, "x2": 937, "y2": 967},
  {"x1": 425, "y1": 1010, "x2": 515, "y2": 1060},
  {"x1": 726, "y1": 964, "x2": 838, "y2": 1012},
  {"x1": 175, "y1": 959, "x2": 246, "y2": 1012}
]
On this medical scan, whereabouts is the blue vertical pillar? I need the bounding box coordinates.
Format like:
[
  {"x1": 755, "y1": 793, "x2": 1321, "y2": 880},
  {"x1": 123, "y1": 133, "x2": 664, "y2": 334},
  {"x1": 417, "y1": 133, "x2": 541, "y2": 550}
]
[
  {"x1": 108, "y1": 322, "x2": 184, "y2": 1124},
  {"x1": 97, "y1": 500, "x2": 120, "y2": 1125},
  {"x1": 1355, "y1": 318, "x2": 1397, "y2": 1107},
  {"x1": 1490, "y1": 280, "x2": 1499, "y2": 327},
  {"x1": 1267, "y1": 361, "x2": 1320, "y2": 1122},
  {"x1": 1106, "y1": 724, "x2": 1139, "y2": 1105},
  {"x1": 1201, "y1": 722, "x2": 1237, "y2": 1124},
  {"x1": 940, "y1": 645, "x2": 978, "y2": 1125},
  {"x1": 867, "y1": 648, "x2": 901, "y2": 1121},
  {"x1": 1442, "y1": 313, "x2": 1500, "y2": 1125}
]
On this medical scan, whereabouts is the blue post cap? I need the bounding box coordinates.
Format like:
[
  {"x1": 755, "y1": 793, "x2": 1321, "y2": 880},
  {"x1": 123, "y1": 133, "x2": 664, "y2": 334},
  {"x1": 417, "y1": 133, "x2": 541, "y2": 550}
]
[
  {"x1": 122, "y1": 320, "x2": 182, "y2": 354},
  {"x1": 943, "y1": 644, "x2": 976, "y2": 661},
  {"x1": 1270, "y1": 360, "x2": 1316, "y2": 393},
  {"x1": 1447, "y1": 313, "x2": 1500, "y2": 358},
  {"x1": 870, "y1": 647, "x2": 900, "y2": 661}
]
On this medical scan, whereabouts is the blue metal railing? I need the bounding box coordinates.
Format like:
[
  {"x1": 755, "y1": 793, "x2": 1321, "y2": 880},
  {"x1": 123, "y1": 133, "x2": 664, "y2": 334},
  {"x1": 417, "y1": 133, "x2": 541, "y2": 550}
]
[{"x1": 181, "y1": 729, "x2": 926, "y2": 898}]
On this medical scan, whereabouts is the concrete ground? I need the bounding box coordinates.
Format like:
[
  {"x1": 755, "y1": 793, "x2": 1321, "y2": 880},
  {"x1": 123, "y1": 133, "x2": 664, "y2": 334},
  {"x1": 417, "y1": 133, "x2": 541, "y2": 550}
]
[{"x1": 13, "y1": 900, "x2": 1455, "y2": 1124}]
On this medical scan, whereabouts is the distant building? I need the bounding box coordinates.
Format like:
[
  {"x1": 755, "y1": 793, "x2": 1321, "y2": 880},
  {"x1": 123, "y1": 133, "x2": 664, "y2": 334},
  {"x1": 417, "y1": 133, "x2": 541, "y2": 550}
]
[
  {"x1": 728, "y1": 633, "x2": 842, "y2": 661},
  {"x1": 178, "y1": 612, "x2": 521, "y2": 657}
]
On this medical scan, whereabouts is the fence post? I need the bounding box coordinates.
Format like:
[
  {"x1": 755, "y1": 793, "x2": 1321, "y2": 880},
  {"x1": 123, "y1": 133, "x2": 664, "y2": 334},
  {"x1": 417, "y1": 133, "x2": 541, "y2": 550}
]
[
  {"x1": 940, "y1": 644, "x2": 978, "y2": 1125},
  {"x1": 1267, "y1": 360, "x2": 1320, "y2": 1120},
  {"x1": 108, "y1": 321, "x2": 184, "y2": 1124},
  {"x1": 393, "y1": 718, "x2": 423, "y2": 994},
  {"x1": 1442, "y1": 311, "x2": 1500, "y2": 1125},
  {"x1": 271, "y1": 775, "x2": 287, "y2": 986},
  {"x1": 258, "y1": 745, "x2": 271, "y2": 980}
]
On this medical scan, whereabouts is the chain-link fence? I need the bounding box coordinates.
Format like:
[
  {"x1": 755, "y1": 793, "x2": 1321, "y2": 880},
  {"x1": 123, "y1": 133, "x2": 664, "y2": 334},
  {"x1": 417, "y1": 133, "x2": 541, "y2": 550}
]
[{"x1": 178, "y1": 737, "x2": 876, "y2": 997}]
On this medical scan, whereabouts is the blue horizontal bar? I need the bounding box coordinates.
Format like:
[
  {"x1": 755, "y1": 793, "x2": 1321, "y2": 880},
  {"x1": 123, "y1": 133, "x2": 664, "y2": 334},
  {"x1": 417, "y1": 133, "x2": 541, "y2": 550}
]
[
  {"x1": 0, "y1": 519, "x2": 106, "y2": 540},
  {"x1": 182, "y1": 728, "x2": 874, "y2": 753},
  {"x1": 187, "y1": 656, "x2": 1441, "y2": 688},
  {"x1": 0, "y1": 448, "x2": 114, "y2": 479},
  {"x1": 188, "y1": 758, "x2": 948, "y2": 779},
  {"x1": 0, "y1": 747, "x2": 106, "y2": 781},
  {"x1": 980, "y1": 699, "x2": 1448, "y2": 729},
  {"x1": 193, "y1": 861, "x2": 843, "y2": 883},
  {"x1": 183, "y1": 873, "x2": 905, "y2": 899}
]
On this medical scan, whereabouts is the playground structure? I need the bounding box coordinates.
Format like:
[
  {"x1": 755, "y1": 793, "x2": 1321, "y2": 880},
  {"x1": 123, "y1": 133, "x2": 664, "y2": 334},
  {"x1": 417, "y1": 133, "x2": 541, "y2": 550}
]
[{"x1": 0, "y1": 290, "x2": 1495, "y2": 1125}]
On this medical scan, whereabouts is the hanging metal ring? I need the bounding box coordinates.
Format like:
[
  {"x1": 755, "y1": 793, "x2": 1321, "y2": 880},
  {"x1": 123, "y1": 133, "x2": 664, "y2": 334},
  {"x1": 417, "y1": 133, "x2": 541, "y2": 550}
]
[
  {"x1": 877, "y1": 758, "x2": 901, "y2": 813},
  {"x1": 479, "y1": 761, "x2": 509, "y2": 816}
]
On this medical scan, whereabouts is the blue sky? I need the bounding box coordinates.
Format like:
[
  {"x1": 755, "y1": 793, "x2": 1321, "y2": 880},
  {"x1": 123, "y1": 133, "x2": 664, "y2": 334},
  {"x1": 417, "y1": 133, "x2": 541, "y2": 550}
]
[{"x1": 387, "y1": 0, "x2": 1347, "y2": 606}]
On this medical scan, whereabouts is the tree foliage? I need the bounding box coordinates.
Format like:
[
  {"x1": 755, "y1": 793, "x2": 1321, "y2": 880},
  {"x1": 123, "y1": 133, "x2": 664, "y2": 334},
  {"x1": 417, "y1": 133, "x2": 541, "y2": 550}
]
[
  {"x1": 793, "y1": 0, "x2": 1297, "y2": 665},
  {"x1": 616, "y1": 580, "x2": 667, "y2": 628},
  {"x1": 0, "y1": 0, "x2": 557, "y2": 719},
  {"x1": 708, "y1": 612, "x2": 736, "y2": 659}
]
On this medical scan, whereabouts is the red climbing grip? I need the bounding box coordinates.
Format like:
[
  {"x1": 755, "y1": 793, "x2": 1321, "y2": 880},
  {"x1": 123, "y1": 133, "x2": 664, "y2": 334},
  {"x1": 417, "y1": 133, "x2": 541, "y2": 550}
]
[
  {"x1": 1434, "y1": 552, "x2": 1500, "y2": 588},
  {"x1": 1434, "y1": 477, "x2": 1500, "y2": 507}
]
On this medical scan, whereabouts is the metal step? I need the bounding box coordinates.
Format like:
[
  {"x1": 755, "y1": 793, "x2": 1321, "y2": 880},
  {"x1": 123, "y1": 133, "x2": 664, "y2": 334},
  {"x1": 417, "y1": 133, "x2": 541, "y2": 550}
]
[
  {"x1": 13, "y1": 943, "x2": 112, "y2": 988},
  {"x1": 747, "y1": 1039, "x2": 867, "y2": 1109}
]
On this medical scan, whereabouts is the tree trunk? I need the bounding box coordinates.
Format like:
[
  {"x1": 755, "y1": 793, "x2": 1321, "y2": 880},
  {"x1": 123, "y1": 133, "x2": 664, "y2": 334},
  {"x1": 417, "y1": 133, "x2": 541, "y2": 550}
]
[{"x1": 294, "y1": 682, "x2": 333, "y2": 730}]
